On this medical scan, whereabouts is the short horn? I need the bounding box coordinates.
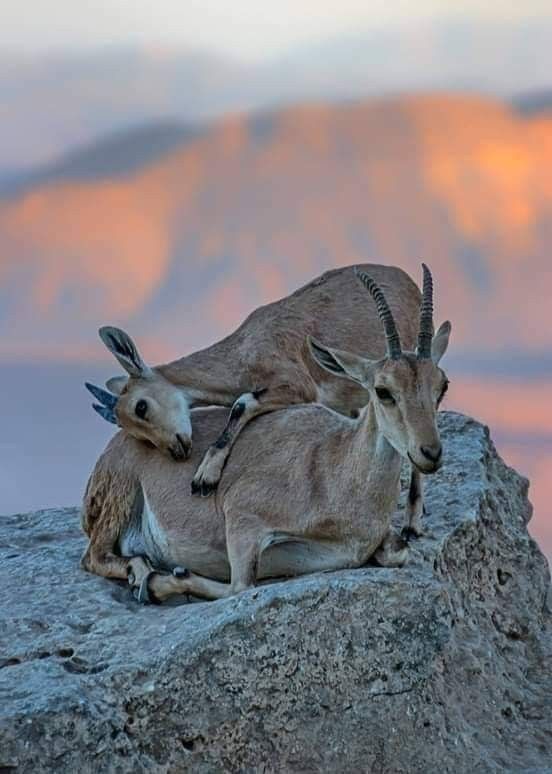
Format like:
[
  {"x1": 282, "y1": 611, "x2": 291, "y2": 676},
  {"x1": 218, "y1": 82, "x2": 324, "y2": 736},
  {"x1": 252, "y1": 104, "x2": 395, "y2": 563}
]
[
  {"x1": 92, "y1": 404, "x2": 118, "y2": 425},
  {"x1": 85, "y1": 382, "x2": 118, "y2": 410},
  {"x1": 417, "y1": 263, "x2": 434, "y2": 359},
  {"x1": 355, "y1": 268, "x2": 402, "y2": 359}
]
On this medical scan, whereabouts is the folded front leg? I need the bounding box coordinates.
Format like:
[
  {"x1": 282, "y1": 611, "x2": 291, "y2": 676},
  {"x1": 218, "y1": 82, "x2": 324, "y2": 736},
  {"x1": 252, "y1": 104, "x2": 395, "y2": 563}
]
[
  {"x1": 191, "y1": 385, "x2": 308, "y2": 496},
  {"x1": 128, "y1": 527, "x2": 262, "y2": 603},
  {"x1": 128, "y1": 563, "x2": 231, "y2": 604}
]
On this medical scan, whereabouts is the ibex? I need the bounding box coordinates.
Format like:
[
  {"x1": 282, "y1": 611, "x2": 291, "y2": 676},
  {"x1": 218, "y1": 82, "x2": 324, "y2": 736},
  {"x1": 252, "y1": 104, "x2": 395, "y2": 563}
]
[
  {"x1": 81, "y1": 267, "x2": 451, "y2": 603},
  {"x1": 88, "y1": 264, "x2": 449, "y2": 537}
]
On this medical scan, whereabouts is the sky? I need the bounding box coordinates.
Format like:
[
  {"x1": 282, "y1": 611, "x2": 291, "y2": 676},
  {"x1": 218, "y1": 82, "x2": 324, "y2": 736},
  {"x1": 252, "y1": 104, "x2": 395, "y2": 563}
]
[{"x1": 3, "y1": 0, "x2": 552, "y2": 59}]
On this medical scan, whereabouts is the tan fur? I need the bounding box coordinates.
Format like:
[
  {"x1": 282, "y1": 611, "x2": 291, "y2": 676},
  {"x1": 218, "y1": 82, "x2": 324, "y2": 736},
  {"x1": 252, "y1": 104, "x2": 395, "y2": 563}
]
[
  {"x1": 81, "y1": 455, "x2": 140, "y2": 579},
  {"x1": 82, "y1": 317, "x2": 450, "y2": 602},
  {"x1": 98, "y1": 264, "x2": 422, "y2": 493}
]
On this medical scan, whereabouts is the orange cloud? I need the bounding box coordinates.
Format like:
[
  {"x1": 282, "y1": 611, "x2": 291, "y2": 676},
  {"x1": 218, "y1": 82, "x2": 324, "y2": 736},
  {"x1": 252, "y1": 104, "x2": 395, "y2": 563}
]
[{"x1": 0, "y1": 177, "x2": 173, "y2": 319}]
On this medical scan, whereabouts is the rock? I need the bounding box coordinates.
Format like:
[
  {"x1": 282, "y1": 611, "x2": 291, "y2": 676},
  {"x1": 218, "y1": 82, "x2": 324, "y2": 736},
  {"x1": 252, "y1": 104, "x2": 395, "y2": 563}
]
[{"x1": 1, "y1": 412, "x2": 551, "y2": 773}]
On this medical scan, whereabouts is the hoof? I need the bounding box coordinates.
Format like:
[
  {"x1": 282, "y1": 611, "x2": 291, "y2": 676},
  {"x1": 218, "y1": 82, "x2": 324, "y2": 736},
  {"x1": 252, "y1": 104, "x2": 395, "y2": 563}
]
[
  {"x1": 127, "y1": 555, "x2": 153, "y2": 586},
  {"x1": 191, "y1": 478, "x2": 217, "y2": 497},
  {"x1": 133, "y1": 572, "x2": 160, "y2": 605},
  {"x1": 173, "y1": 566, "x2": 189, "y2": 579},
  {"x1": 201, "y1": 480, "x2": 217, "y2": 497},
  {"x1": 401, "y1": 526, "x2": 422, "y2": 542}
]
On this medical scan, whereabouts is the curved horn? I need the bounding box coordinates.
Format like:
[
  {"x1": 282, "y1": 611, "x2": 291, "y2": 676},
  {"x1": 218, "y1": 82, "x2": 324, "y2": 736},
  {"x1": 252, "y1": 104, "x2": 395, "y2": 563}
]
[
  {"x1": 417, "y1": 263, "x2": 434, "y2": 360},
  {"x1": 355, "y1": 268, "x2": 402, "y2": 359}
]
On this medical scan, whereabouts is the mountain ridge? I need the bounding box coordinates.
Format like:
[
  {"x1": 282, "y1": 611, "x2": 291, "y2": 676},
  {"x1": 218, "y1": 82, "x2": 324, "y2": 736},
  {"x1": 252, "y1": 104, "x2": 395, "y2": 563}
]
[
  {"x1": 0, "y1": 120, "x2": 204, "y2": 199},
  {"x1": 1, "y1": 93, "x2": 550, "y2": 361},
  {"x1": 3, "y1": 16, "x2": 552, "y2": 170}
]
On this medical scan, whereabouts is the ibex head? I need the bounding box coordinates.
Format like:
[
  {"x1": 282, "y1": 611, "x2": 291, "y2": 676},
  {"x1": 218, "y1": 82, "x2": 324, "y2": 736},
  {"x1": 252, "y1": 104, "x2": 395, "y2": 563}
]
[
  {"x1": 85, "y1": 327, "x2": 192, "y2": 461},
  {"x1": 309, "y1": 264, "x2": 451, "y2": 474}
]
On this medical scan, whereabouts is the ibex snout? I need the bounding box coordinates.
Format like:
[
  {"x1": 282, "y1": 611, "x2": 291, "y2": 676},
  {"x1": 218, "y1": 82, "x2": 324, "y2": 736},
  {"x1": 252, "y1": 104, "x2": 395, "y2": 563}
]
[
  {"x1": 170, "y1": 434, "x2": 192, "y2": 461},
  {"x1": 420, "y1": 443, "x2": 442, "y2": 465},
  {"x1": 410, "y1": 441, "x2": 442, "y2": 474}
]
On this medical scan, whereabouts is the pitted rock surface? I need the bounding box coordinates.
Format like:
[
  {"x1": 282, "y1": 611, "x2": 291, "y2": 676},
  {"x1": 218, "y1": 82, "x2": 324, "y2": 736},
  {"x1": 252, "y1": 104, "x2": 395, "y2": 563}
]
[{"x1": 1, "y1": 412, "x2": 551, "y2": 773}]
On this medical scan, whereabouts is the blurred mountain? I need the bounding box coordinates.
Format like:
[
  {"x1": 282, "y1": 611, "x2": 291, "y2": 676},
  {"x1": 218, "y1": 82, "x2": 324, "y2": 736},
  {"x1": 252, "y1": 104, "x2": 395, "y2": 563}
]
[
  {"x1": 3, "y1": 17, "x2": 552, "y2": 173},
  {"x1": 513, "y1": 89, "x2": 552, "y2": 115},
  {"x1": 0, "y1": 47, "x2": 250, "y2": 174},
  {"x1": 0, "y1": 121, "x2": 202, "y2": 198},
  {"x1": 1, "y1": 94, "x2": 551, "y2": 367}
]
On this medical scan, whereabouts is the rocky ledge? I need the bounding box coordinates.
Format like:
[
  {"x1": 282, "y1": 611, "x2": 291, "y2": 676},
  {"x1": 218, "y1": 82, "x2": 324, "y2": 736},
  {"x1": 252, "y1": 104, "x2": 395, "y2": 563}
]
[{"x1": 1, "y1": 412, "x2": 551, "y2": 773}]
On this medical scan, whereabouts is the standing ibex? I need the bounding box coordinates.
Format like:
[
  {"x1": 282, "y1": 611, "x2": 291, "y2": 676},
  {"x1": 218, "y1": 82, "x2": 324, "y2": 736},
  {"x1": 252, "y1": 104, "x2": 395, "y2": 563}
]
[
  {"x1": 87, "y1": 264, "x2": 449, "y2": 537},
  {"x1": 81, "y1": 267, "x2": 451, "y2": 602}
]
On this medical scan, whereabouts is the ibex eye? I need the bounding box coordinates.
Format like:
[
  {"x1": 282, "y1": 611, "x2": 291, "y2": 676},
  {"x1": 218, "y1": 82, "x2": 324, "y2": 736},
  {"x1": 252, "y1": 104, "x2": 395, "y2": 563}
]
[
  {"x1": 375, "y1": 387, "x2": 394, "y2": 403},
  {"x1": 135, "y1": 399, "x2": 148, "y2": 419}
]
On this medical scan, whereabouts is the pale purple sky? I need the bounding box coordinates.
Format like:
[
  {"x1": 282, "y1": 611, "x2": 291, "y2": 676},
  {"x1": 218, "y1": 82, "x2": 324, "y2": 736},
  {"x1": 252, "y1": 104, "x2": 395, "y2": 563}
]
[{"x1": 4, "y1": 0, "x2": 551, "y2": 59}]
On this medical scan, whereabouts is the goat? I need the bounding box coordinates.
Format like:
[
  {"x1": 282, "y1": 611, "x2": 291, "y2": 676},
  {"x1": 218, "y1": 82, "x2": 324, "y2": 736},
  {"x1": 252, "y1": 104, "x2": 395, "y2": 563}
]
[
  {"x1": 88, "y1": 264, "x2": 449, "y2": 537},
  {"x1": 81, "y1": 267, "x2": 451, "y2": 602}
]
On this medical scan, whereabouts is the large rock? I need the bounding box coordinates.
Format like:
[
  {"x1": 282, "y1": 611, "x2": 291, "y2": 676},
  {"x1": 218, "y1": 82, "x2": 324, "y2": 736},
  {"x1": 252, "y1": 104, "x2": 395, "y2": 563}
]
[{"x1": 1, "y1": 412, "x2": 551, "y2": 773}]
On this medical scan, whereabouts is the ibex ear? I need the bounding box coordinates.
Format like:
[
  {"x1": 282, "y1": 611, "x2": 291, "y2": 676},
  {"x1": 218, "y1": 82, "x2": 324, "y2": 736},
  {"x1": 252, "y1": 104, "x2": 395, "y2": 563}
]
[
  {"x1": 105, "y1": 376, "x2": 128, "y2": 395},
  {"x1": 99, "y1": 326, "x2": 152, "y2": 378},
  {"x1": 308, "y1": 336, "x2": 372, "y2": 385},
  {"x1": 431, "y1": 321, "x2": 451, "y2": 365}
]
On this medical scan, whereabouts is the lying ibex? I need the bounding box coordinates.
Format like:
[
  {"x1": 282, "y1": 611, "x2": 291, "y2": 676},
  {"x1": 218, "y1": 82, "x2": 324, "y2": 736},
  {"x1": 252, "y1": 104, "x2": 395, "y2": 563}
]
[
  {"x1": 81, "y1": 267, "x2": 451, "y2": 603},
  {"x1": 88, "y1": 264, "x2": 449, "y2": 536}
]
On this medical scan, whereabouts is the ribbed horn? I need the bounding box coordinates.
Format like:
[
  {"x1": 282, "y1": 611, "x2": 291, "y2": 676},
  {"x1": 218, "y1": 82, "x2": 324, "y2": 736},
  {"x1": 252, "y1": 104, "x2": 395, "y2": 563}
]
[
  {"x1": 417, "y1": 263, "x2": 434, "y2": 360},
  {"x1": 355, "y1": 268, "x2": 402, "y2": 359}
]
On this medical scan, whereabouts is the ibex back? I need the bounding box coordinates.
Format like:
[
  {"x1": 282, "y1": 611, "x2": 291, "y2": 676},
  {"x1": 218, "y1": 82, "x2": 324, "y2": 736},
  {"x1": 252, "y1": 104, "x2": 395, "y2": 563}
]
[{"x1": 87, "y1": 263, "x2": 436, "y2": 534}]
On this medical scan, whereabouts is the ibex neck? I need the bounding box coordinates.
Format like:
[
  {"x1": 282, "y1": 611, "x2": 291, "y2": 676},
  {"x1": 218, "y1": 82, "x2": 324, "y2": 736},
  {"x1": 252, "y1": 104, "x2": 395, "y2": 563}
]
[
  {"x1": 351, "y1": 401, "x2": 401, "y2": 484},
  {"x1": 156, "y1": 341, "x2": 247, "y2": 407}
]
